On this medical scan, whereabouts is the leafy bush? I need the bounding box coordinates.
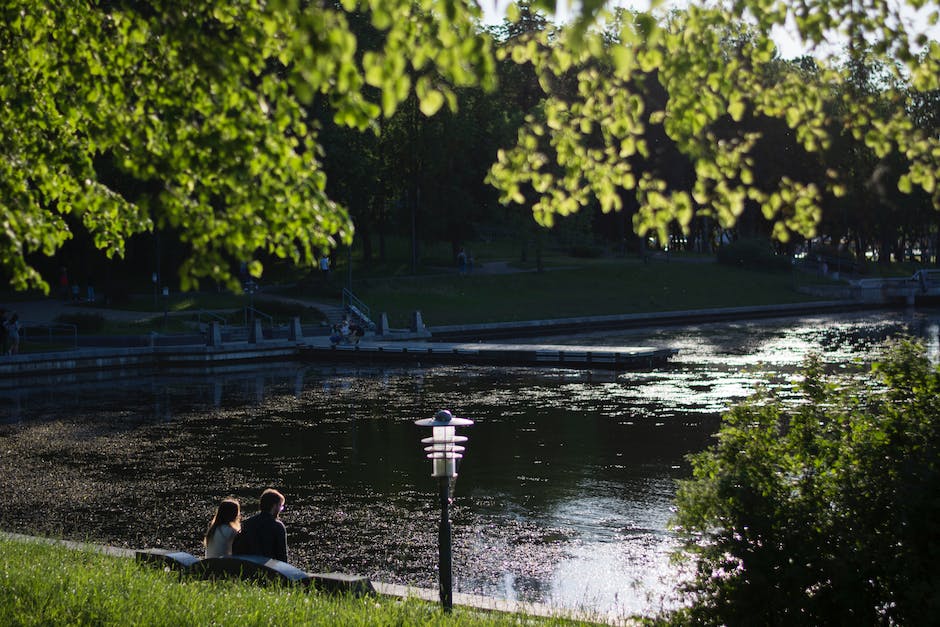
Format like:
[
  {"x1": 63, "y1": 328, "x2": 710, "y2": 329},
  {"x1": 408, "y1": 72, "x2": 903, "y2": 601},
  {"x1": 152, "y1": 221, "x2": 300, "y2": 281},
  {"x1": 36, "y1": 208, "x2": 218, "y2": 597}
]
[
  {"x1": 671, "y1": 340, "x2": 940, "y2": 625},
  {"x1": 717, "y1": 238, "x2": 791, "y2": 272},
  {"x1": 55, "y1": 312, "x2": 106, "y2": 332}
]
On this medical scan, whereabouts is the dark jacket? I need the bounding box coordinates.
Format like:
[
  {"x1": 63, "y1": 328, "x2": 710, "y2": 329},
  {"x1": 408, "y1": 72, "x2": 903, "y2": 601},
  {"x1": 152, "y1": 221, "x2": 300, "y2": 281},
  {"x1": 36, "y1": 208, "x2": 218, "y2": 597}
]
[{"x1": 232, "y1": 511, "x2": 288, "y2": 562}]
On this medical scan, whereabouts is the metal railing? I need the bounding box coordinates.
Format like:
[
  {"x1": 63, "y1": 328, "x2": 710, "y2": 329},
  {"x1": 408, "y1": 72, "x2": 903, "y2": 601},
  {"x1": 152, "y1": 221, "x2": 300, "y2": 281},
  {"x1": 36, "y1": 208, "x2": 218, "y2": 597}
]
[
  {"x1": 193, "y1": 309, "x2": 229, "y2": 327},
  {"x1": 342, "y1": 288, "x2": 375, "y2": 330},
  {"x1": 342, "y1": 288, "x2": 370, "y2": 319},
  {"x1": 244, "y1": 306, "x2": 273, "y2": 327},
  {"x1": 850, "y1": 277, "x2": 914, "y2": 288},
  {"x1": 912, "y1": 269, "x2": 940, "y2": 289}
]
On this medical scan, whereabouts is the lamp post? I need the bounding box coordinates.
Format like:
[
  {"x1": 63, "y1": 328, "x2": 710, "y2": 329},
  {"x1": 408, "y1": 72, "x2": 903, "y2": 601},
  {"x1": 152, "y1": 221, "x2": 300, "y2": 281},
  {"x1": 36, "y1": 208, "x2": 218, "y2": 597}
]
[
  {"x1": 243, "y1": 279, "x2": 257, "y2": 327},
  {"x1": 415, "y1": 409, "x2": 473, "y2": 612}
]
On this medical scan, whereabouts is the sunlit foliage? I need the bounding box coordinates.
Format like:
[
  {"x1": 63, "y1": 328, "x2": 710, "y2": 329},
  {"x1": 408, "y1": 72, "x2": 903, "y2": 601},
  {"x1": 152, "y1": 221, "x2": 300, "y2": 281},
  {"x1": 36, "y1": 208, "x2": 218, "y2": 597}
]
[
  {"x1": 1, "y1": 0, "x2": 936, "y2": 290},
  {"x1": 487, "y1": 1, "x2": 939, "y2": 248}
]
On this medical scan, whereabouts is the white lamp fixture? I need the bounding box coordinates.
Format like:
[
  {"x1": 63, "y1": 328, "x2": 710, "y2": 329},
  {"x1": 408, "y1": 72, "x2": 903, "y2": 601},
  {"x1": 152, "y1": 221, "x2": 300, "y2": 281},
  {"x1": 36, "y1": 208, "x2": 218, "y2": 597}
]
[
  {"x1": 414, "y1": 409, "x2": 473, "y2": 612},
  {"x1": 417, "y1": 409, "x2": 472, "y2": 478}
]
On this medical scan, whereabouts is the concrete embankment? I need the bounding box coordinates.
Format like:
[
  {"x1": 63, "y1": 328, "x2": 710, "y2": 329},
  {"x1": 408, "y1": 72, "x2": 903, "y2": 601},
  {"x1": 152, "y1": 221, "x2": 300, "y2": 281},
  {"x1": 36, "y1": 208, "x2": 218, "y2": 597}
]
[
  {"x1": 0, "y1": 341, "x2": 302, "y2": 389},
  {"x1": 0, "y1": 338, "x2": 675, "y2": 387},
  {"x1": 303, "y1": 340, "x2": 677, "y2": 370},
  {"x1": 0, "y1": 300, "x2": 897, "y2": 383}
]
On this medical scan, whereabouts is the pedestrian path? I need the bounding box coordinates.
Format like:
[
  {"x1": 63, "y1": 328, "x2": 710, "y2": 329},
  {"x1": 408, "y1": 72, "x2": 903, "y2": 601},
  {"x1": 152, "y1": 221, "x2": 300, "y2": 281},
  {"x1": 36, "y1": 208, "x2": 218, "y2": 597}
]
[
  {"x1": 4, "y1": 299, "x2": 191, "y2": 325},
  {"x1": 3, "y1": 295, "x2": 346, "y2": 328}
]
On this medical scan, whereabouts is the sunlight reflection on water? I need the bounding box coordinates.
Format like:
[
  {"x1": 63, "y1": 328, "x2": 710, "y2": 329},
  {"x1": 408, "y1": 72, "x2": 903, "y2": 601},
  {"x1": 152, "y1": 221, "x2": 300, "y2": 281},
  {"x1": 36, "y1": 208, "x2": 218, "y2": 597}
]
[{"x1": 489, "y1": 308, "x2": 940, "y2": 616}]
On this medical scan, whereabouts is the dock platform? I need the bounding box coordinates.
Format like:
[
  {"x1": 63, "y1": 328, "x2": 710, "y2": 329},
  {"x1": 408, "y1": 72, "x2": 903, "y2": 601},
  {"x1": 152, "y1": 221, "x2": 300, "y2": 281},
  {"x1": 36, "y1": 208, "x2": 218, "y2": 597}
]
[
  {"x1": 300, "y1": 340, "x2": 677, "y2": 370},
  {"x1": 0, "y1": 338, "x2": 676, "y2": 384}
]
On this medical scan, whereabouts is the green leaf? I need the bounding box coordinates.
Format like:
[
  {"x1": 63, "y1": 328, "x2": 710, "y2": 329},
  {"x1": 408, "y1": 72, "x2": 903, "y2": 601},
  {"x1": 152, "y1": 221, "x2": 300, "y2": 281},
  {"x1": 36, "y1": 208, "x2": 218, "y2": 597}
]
[
  {"x1": 898, "y1": 174, "x2": 913, "y2": 194},
  {"x1": 419, "y1": 89, "x2": 445, "y2": 116}
]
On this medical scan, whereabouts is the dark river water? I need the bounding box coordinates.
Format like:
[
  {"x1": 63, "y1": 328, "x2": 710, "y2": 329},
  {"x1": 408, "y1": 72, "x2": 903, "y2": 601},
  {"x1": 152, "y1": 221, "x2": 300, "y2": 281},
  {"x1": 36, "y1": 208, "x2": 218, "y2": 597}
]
[{"x1": 1, "y1": 308, "x2": 937, "y2": 621}]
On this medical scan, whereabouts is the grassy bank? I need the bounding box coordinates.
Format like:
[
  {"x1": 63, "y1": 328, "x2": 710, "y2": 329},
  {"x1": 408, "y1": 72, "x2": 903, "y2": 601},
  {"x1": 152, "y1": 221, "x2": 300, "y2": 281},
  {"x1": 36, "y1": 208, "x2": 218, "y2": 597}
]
[
  {"x1": 8, "y1": 253, "x2": 835, "y2": 336},
  {"x1": 350, "y1": 259, "x2": 820, "y2": 327},
  {"x1": 0, "y1": 538, "x2": 595, "y2": 626}
]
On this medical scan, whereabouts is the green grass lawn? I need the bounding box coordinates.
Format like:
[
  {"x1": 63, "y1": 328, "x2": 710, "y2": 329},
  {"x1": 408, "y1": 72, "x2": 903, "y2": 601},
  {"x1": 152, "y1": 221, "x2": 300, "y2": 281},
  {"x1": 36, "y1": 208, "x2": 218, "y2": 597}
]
[
  {"x1": 352, "y1": 259, "x2": 817, "y2": 327},
  {"x1": 0, "y1": 537, "x2": 598, "y2": 626}
]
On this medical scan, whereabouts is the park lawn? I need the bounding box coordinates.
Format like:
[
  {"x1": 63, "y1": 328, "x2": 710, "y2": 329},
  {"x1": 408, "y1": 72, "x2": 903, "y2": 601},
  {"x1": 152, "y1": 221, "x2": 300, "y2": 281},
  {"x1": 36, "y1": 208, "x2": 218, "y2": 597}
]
[
  {"x1": 353, "y1": 260, "x2": 817, "y2": 327},
  {"x1": 0, "y1": 537, "x2": 595, "y2": 626},
  {"x1": 103, "y1": 292, "x2": 247, "y2": 313},
  {"x1": 24, "y1": 255, "x2": 829, "y2": 333}
]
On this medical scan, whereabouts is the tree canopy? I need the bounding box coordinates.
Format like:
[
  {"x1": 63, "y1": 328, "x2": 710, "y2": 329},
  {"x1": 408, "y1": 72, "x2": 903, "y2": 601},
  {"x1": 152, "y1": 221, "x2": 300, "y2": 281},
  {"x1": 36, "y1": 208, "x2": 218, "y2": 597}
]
[
  {"x1": 1, "y1": 0, "x2": 494, "y2": 291},
  {"x1": 487, "y1": 2, "x2": 939, "y2": 246},
  {"x1": 1, "y1": 0, "x2": 937, "y2": 291}
]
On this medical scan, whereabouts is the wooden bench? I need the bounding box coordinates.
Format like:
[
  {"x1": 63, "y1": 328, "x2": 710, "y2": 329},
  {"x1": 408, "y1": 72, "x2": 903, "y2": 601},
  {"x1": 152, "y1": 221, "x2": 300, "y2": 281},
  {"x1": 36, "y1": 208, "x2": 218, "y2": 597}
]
[{"x1": 135, "y1": 549, "x2": 375, "y2": 596}]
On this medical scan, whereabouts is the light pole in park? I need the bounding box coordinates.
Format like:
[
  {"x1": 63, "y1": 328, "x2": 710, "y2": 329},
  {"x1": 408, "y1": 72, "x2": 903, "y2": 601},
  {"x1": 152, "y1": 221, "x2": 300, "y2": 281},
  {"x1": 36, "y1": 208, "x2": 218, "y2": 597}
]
[{"x1": 415, "y1": 409, "x2": 473, "y2": 612}]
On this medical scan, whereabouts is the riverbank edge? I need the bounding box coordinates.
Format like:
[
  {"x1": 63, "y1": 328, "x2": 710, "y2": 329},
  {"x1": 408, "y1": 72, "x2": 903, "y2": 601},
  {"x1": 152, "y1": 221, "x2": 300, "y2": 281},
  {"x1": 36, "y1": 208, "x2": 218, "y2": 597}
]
[
  {"x1": 0, "y1": 531, "x2": 620, "y2": 625},
  {"x1": 0, "y1": 301, "x2": 904, "y2": 389},
  {"x1": 428, "y1": 299, "x2": 889, "y2": 340}
]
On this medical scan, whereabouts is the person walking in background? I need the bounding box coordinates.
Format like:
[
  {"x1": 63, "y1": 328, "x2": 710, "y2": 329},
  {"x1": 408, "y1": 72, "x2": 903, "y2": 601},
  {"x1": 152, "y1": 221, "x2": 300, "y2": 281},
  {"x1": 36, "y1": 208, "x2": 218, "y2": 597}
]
[
  {"x1": 232, "y1": 488, "x2": 288, "y2": 562},
  {"x1": 58, "y1": 267, "x2": 69, "y2": 301},
  {"x1": 5, "y1": 313, "x2": 20, "y2": 356},
  {"x1": 204, "y1": 498, "x2": 241, "y2": 558}
]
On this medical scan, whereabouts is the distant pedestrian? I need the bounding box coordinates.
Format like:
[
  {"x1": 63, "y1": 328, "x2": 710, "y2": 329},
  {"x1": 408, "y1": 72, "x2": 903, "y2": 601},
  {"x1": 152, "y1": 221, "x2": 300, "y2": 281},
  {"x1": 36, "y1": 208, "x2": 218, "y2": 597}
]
[
  {"x1": 319, "y1": 253, "x2": 331, "y2": 275},
  {"x1": 204, "y1": 498, "x2": 242, "y2": 559},
  {"x1": 5, "y1": 313, "x2": 20, "y2": 355},
  {"x1": 58, "y1": 267, "x2": 69, "y2": 301},
  {"x1": 457, "y1": 248, "x2": 467, "y2": 274},
  {"x1": 87, "y1": 276, "x2": 95, "y2": 303}
]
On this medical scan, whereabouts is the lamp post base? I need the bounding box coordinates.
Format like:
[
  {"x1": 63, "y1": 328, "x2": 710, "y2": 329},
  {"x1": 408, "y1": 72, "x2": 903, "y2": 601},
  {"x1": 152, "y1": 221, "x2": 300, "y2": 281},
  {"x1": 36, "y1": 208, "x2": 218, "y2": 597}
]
[{"x1": 438, "y1": 476, "x2": 453, "y2": 612}]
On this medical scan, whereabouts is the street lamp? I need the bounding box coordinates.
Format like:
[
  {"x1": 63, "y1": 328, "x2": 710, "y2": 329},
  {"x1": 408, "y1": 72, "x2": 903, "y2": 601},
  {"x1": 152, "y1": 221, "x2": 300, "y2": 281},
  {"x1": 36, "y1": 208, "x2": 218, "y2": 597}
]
[
  {"x1": 415, "y1": 409, "x2": 473, "y2": 612},
  {"x1": 243, "y1": 279, "x2": 257, "y2": 327}
]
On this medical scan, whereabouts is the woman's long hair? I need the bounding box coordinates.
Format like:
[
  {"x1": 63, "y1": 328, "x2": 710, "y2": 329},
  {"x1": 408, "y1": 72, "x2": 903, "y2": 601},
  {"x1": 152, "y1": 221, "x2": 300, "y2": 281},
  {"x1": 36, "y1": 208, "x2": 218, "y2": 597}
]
[{"x1": 204, "y1": 498, "x2": 241, "y2": 546}]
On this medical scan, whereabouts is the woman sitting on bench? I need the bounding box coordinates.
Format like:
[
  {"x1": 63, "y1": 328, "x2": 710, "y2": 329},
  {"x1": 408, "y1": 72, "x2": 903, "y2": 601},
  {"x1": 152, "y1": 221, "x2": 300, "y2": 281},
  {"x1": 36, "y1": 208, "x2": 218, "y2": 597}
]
[{"x1": 204, "y1": 498, "x2": 242, "y2": 558}]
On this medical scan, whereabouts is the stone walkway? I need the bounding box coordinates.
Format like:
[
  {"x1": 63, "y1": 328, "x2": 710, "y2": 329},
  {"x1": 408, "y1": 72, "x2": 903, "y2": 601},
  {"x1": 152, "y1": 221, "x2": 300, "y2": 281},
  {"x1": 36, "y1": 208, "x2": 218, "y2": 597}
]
[{"x1": 4, "y1": 299, "x2": 155, "y2": 325}]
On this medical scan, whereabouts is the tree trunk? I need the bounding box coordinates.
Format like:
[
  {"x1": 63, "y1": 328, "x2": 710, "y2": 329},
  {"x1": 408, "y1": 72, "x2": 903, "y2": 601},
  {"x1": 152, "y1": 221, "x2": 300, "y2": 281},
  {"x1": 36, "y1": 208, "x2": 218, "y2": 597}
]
[{"x1": 360, "y1": 227, "x2": 373, "y2": 263}]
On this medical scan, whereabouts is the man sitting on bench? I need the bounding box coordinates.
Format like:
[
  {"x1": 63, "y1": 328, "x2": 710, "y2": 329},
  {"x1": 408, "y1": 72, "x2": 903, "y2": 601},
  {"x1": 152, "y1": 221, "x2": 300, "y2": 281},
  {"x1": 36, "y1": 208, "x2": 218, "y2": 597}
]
[{"x1": 232, "y1": 488, "x2": 288, "y2": 563}]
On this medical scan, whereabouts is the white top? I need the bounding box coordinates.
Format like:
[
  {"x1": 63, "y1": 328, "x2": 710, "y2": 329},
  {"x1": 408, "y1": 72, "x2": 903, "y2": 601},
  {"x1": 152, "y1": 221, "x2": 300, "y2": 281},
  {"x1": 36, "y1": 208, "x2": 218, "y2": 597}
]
[{"x1": 205, "y1": 524, "x2": 237, "y2": 558}]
